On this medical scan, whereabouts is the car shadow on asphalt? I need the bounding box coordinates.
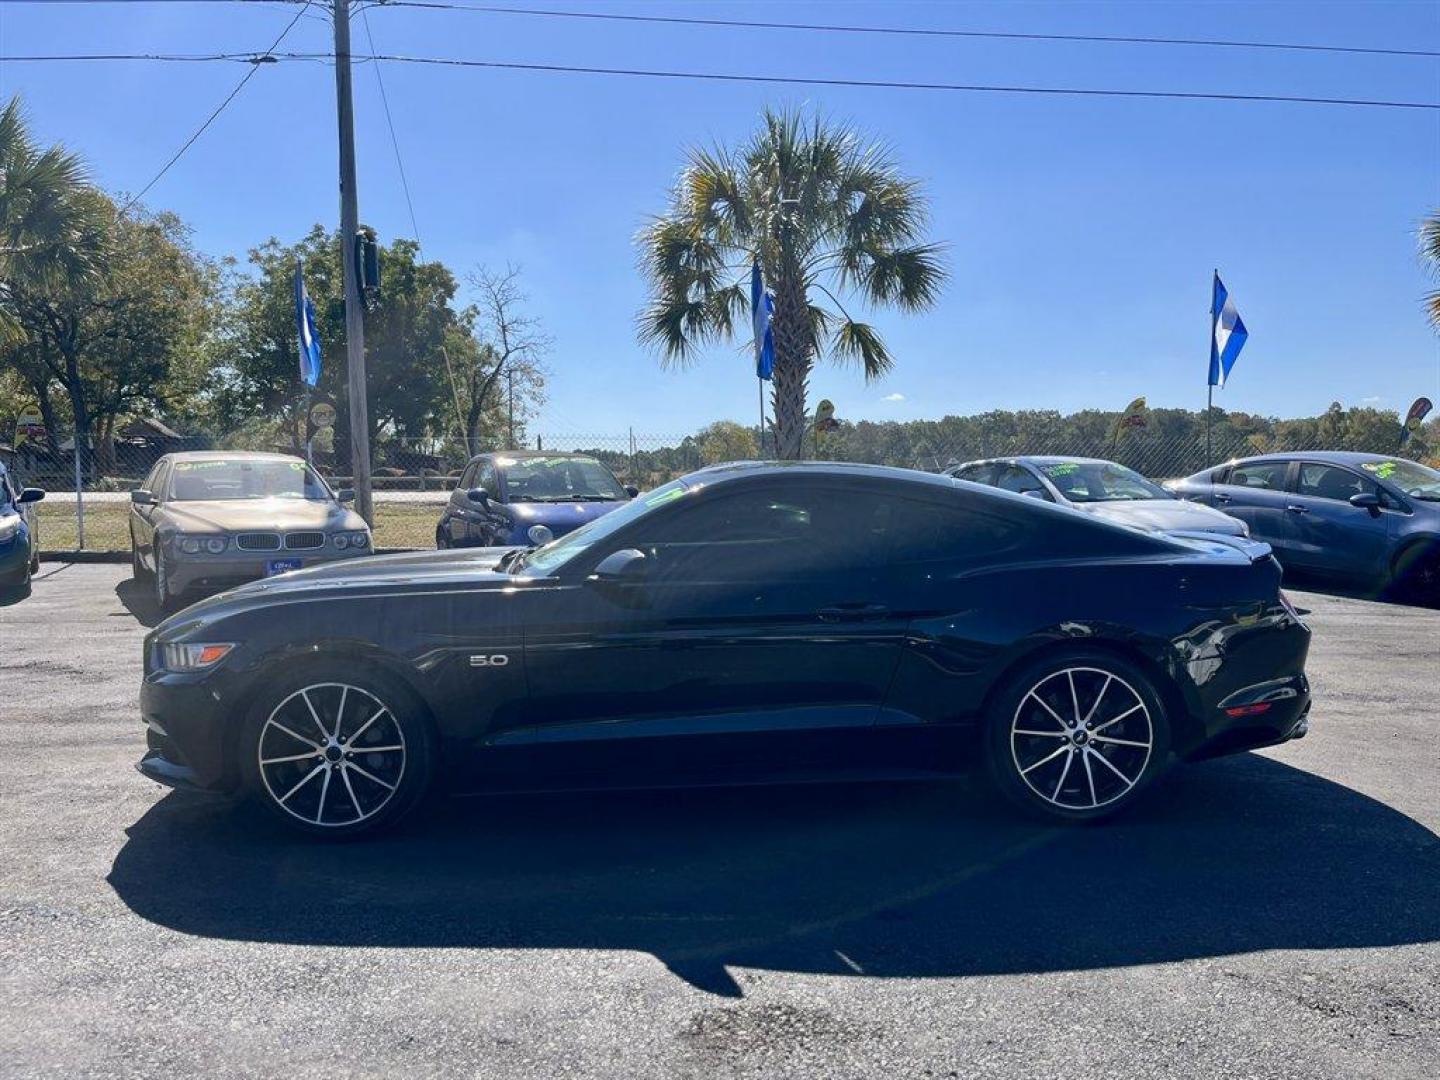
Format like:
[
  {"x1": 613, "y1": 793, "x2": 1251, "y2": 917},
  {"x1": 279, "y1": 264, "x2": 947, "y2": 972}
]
[
  {"x1": 114, "y1": 577, "x2": 165, "y2": 629},
  {"x1": 107, "y1": 754, "x2": 1440, "y2": 996}
]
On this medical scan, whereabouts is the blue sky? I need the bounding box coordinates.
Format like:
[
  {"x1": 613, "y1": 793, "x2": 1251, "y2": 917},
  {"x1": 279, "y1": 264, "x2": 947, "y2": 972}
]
[{"x1": 2, "y1": 0, "x2": 1437, "y2": 437}]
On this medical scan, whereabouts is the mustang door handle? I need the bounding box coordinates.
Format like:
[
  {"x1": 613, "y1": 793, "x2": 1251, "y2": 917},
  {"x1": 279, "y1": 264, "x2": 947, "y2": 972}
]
[
  {"x1": 1213, "y1": 493, "x2": 1231, "y2": 503},
  {"x1": 816, "y1": 603, "x2": 891, "y2": 622},
  {"x1": 1285, "y1": 505, "x2": 1310, "y2": 514}
]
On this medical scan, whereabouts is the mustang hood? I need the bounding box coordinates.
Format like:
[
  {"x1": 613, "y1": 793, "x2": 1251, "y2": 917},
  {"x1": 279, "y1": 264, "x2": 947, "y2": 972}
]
[
  {"x1": 159, "y1": 498, "x2": 364, "y2": 533},
  {"x1": 1074, "y1": 498, "x2": 1246, "y2": 536}
]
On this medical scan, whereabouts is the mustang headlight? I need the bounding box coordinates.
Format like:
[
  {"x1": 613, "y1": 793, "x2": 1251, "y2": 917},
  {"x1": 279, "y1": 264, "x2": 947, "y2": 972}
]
[
  {"x1": 161, "y1": 642, "x2": 234, "y2": 671},
  {"x1": 0, "y1": 513, "x2": 20, "y2": 543}
]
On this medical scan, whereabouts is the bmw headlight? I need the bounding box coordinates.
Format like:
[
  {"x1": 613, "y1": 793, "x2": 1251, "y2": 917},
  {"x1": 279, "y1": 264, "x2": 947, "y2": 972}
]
[
  {"x1": 0, "y1": 513, "x2": 20, "y2": 543},
  {"x1": 176, "y1": 534, "x2": 227, "y2": 554},
  {"x1": 334, "y1": 531, "x2": 369, "y2": 550}
]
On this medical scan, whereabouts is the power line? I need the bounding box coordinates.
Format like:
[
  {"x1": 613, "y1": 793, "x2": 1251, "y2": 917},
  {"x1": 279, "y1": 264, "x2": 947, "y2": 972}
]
[
  {"x1": 375, "y1": 2, "x2": 1440, "y2": 61},
  {"x1": 359, "y1": 5, "x2": 422, "y2": 247},
  {"x1": 4, "y1": 51, "x2": 1437, "y2": 111},
  {"x1": 118, "y1": 2, "x2": 315, "y2": 212}
]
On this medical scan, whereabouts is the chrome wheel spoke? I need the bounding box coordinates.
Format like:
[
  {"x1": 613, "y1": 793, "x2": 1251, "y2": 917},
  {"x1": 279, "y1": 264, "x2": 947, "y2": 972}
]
[
  {"x1": 261, "y1": 749, "x2": 321, "y2": 766},
  {"x1": 1051, "y1": 749, "x2": 1075, "y2": 801},
  {"x1": 347, "y1": 761, "x2": 397, "y2": 792},
  {"x1": 348, "y1": 707, "x2": 388, "y2": 746},
  {"x1": 1014, "y1": 729, "x2": 1067, "y2": 739},
  {"x1": 301, "y1": 689, "x2": 327, "y2": 740},
  {"x1": 351, "y1": 744, "x2": 404, "y2": 754},
  {"x1": 1091, "y1": 703, "x2": 1142, "y2": 736},
  {"x1": 1026, "y1": 692, "x2": 1069, "y2": 731},
  {"x1": 316, "y1": 766, "x2": 333, "y2": 825},
  {"x1": 1021, "y1": 743, "x2": 1069, "y2": 776},
  {"x1": 1082, "y1": 750, "x2": 1098, "y2": 807},
  {"x1": 334, "y1": 685, "x2": 348, "y2": 740},
  {"x1": 268, "y1": 720, "x2": 320, "y2": 749},
  {"x1": 341, "y1": 765, "x2": 364, "y2": 820},
  {"x1": 1089, "y1": 747, "x2": 1136, "y2": 788},
  {"x1": 1066, "y1": 670, "x2": 1082, "y2": 726},
  {"x1": 1093, "y1": 734, "x2": 1148, "y2": 749},
  {"x1": 278, "y1": 763, "x2": 324, "y2": 805},
  {"x1": 1081, "y1": 674, "x2": 1112, "y2": 727}
]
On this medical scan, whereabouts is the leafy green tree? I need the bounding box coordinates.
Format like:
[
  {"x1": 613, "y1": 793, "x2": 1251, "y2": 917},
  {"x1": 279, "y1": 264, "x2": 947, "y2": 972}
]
[
  {"x1": 3, "y1": 193, "x2": 217, "y2": 472},
  {"x1": 638, "y1": 107, "x2": 945, "y2": 459},
  {"x1": 213, "y1": 228, "x2": 463, "y2": 454},
  {"x1": 697, "y1": 419, "x2": 759, "y2": 464}
]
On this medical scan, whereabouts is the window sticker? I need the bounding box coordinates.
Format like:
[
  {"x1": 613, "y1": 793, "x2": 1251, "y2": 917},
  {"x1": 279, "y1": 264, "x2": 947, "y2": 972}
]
[
  {"x1": 1360, "y1": 461, "x2": 1398, "y2": 480},
  {"x1": 645, "y1": 486, "x2": 687, "y2": 508},
  {"x1": 1041, "y1": 463, "x2": 1079, "y2": 477}
]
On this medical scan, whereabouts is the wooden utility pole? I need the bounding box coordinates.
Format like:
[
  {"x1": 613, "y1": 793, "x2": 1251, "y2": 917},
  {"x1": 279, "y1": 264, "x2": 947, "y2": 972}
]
[{"x1": 333, "y1": 0, "x2": 374, "y2": 524}]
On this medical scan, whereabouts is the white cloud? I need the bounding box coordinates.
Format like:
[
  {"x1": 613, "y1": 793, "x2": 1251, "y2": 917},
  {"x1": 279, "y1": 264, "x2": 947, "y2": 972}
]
[
  {"x1": 881, "y1": 392, "x2": 906, "y2": 403},
  {"x1": 1361, "y1": 396, "x2": 1383, "y2": 405}
]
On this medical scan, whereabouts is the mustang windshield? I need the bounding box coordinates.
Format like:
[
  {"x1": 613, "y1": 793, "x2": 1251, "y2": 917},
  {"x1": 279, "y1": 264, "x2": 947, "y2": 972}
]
[
  {"x1": 1358, "y1": 458, "x2": 1440, "y2": 501},
  {"x1": 519, "y1": 480, "x2": 688, "y2": 573},
  {"x1": 1039, "y1": 461, "x2": 1171, "y2": 503},
  {"x1": 500, "y1": 456, "x2": 628, "y2": 502},
  {"x1": 168, "y1": 459, "x2": 332, "y2": 502}
]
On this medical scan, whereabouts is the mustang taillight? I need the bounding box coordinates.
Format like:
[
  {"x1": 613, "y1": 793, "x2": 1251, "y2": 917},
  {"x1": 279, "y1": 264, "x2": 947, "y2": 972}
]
[{"x1": 1224, "y1": 702, "x2": 1274, "y2": 719}]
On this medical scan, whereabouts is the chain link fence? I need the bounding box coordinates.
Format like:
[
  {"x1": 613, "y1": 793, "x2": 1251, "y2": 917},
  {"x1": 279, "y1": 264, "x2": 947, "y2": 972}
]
[{"x1": 4, "y1": 423, "x2": 1432, "y2": 553}]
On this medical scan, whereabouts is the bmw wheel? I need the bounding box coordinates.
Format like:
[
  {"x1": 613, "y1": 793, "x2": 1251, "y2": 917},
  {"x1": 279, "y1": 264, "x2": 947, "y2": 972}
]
[
  {"x1": 435, "y1": 525, "x2": 449, "y2": 550},
  {"x1": 153, "y1": 550, "x2": 175, "y2": 613},
  {"x1": 240, "y1": 665, "x2": 434, "y2": 839},
  {"x1": 986, "y1": 651, "x2": 1170, "y2": 822},
  {"x1": 131, "y1": 534, "x2": 151, "y2": 582}
]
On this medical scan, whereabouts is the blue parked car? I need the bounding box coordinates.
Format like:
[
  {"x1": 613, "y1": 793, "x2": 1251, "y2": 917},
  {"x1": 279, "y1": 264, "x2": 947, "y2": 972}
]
[
  {"x1": 1169, "y1": 451, "x2": 1440, "y2": 600},
  {"x1": 436, "y1": 452, "x2": 637, "y2": 549},
  {"x1": 0, "y1": 460, "x2": 46, "y2": 605}
]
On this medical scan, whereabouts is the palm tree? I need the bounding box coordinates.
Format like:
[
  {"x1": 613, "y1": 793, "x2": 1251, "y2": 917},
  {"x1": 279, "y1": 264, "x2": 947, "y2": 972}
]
[
  {"x1": 0, "y1": 96, "x2": 95, "y2": 294},
  {"x1": 1423, "y1": 212, "x2": 1440, "y2": 328},
  {"x1": 638, "y1": 108, "x2": 945, "y2": 459}
]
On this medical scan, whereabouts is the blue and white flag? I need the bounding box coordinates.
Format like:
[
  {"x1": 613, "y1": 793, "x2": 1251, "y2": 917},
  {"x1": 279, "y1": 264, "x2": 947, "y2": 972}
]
[
  {"x1": 1208, "y1": 273, "x2": 1248, "y2": 389},
  {"x1": 751, "y1": 259, "x2": 775, "y2": 381},
  {"x1": 295, "y1": 259, "x2": 322, "y2": 388}
]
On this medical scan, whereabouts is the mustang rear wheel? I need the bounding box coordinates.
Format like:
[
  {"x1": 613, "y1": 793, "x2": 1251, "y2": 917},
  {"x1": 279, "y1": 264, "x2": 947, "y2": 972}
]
[
  {"x1": 986, "y1": 652, "x2": 1170, "y2": 822},
  {"x1": 241, "y1": 666, "x2": 434, "y2": 838}
]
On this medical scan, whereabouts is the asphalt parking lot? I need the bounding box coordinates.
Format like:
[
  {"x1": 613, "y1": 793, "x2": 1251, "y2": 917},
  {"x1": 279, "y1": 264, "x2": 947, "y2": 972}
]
[{"x1": 1, "y1": 563, "x2": 1437, "y2": 1079}]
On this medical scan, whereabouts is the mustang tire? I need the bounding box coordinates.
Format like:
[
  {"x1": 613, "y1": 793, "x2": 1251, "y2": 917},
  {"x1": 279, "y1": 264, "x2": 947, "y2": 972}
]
[
  {"x1": 985, "y1": 650, "x2": 1171, "y2": 823},
  {"x1": 239, "y1": 663, "x2": 436, "y2": 839}
]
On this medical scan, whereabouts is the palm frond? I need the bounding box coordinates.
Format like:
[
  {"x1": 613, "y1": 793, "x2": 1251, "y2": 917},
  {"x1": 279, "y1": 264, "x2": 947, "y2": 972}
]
[
  {"x1": 855, "y1": 243, "x2": 947, "y2": 311},
  {"x1": 831, "y1": 319, "x2": 894, "y2": 381}
]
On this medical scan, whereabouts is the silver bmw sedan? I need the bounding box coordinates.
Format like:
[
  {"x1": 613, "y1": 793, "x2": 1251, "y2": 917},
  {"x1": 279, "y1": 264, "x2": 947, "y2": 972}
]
[{"x1": 129, "y1": 451, "x2": 373, "y2": 612}]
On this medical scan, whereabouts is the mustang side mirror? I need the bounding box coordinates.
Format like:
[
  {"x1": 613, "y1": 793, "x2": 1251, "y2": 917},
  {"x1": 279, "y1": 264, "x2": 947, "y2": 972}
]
[
  {"x1": 624, "y1": 485, "x2": 639, "y2": 499},
  {"x1": 17, "y1": 488, "x2": 45, "y2": 504},
  {"x1": 591, "y1": 548, "x2": 648, "y2": 583},
  {"x1": 526, "y1": 524, "x2": 553, "y2": 546},
  {"x1": 1349, "y1": 492, "x2": 1381, "y2": 516},
  {"x1": 467, "y1": 487, "x2": 490, "y2": 507},
  {"x1": 335, "y1": 488, "x2": 355, "y2": 503},
  {"x1": 130, "y1": 489, "x2": 156, "y2": 506}
]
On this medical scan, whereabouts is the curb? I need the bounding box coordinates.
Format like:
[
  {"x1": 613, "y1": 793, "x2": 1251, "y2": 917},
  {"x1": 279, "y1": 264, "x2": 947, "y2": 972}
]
[{"x1": 40, "y1": 547, "x2": 419, "y2": 564}]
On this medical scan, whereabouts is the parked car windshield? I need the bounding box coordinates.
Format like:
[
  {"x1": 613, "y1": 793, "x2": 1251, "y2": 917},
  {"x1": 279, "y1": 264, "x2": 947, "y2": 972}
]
[
  {"x1": 1038, "y1": 461, "x2": 1171, "y2": 503},
  {"x1": 167, "y1": 459, "x2": 332, "y2": 501},
  {"x1": 1357, "y1": 458, "x2": 1440, "y2": 501},
  {"x1": 519, "y1": 480, "x2": 688, "y2": 573},
  {"x1": 500, "y1": 455, "x2": 628, "y2": 502}
]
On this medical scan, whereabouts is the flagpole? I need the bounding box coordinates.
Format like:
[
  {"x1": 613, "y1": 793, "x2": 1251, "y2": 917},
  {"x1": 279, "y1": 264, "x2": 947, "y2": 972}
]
[
  {"x1": 1206, "y1": 268, "x2": 1216, "y2": 468},
  {"x1": 757, "y1": 378, "x2": 766, "y2": 460}
]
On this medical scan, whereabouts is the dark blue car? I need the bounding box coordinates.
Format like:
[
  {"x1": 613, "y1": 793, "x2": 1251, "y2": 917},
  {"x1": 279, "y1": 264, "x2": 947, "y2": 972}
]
[
  {"x1": 0, "y1": 460, "x2": 46, "y2": 605},
  {"x1": 436, "y1": 452, "x2": 636, "y2": 549},
  {"x1": 1170, "y1": 451, "x2": 1440, "y2": 600}
]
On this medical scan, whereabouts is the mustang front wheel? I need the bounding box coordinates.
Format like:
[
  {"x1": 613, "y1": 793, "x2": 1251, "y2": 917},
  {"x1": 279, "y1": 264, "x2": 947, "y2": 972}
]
[
  {"x1": 241, "y1": 667, "x2": 433, "y2": 838},
  {"x1": 987, "y1": 652, "x2": 1170, "y2": 822}
]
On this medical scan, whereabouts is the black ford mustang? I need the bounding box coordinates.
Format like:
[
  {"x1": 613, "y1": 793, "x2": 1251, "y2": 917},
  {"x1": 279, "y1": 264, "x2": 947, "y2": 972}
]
[{"x1": 139, "y1": 463, "x2": 1312, "y2": 837}]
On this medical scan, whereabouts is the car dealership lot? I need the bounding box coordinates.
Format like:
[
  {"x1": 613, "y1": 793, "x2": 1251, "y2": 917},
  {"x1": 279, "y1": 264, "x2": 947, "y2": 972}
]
[{"x1": 1, "y1": 564, "x2": 1437, "y2": 1079}]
